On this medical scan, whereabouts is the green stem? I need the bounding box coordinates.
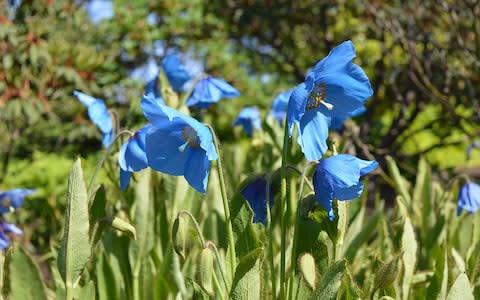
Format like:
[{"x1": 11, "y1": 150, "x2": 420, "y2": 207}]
[
  {"x1": 280, "y1": 121, "x2": 289, "y2": 300},
  {"x1": 265, "y1": 175, "x2": 277, "y2": 299},
  {"x1": 206, "y1": 241, "x2": 229, "y2": 291},
  {"x1": 133, "y1": 273, "x2": 140, "y2": 300},
  {"x1": 206, "y1": 125, "x2": 237, "y2": 279},
  {"x1": 212, "y1": 270, "x2": 226, "y2": 300},
  {"x1": 87, "y1": 130, "x2": 133, "y2": 195},
  {"x1": 177, "y1": 210, "x2": 206, "y2": 247}
]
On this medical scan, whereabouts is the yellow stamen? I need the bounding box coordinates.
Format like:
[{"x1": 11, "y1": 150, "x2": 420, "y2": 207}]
[{"x1": 306, "y1": 83, "x2": 333, "y2": 110}]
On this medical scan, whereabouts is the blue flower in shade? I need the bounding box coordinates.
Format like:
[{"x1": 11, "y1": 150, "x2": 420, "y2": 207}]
[
  {"x1": 73, "y1": 91, "x2": 114, "y2": 147},
  {"x1": 233, "y1": 106, "x2": 262, "y2": 137},
  {"x1": 0, "y1": 223, "x2": 22, "y2": 250},
  {"x1": 0, "y1": 189, "x2": 35, "y2": 214},
  {"x1": 241, "y1": 177, "x2": 273, "y2": 224},
  {"x1": 186, "y1": 75, "x2": 240, "y2": 108},
  {"x1": 457, "y1": 182, "x2": 480, "y2": 215},
  {"x1": 330, "y1": 106, "x2": 366, "y2": 130},
  {"x1": 270, "y1": 89, "x2": 293, "y2": 124},
  {"x1": 313, "y1": 154, "x2": 378, "y2": 221},
  {"x1": 141, "y1": 95, "x2": 218, "y2": 193},
  {"x1": 144, "y1": 74, "x2": 165, "y2": 105},
  {"x1": 85, "y1": 0, "x2": 114, "y2": 25},
  {"x1": 118, "y1": 124, "x2": 154, "y2": 190},
  {"x1": 162, "y1": 54, "x2": 192, "y2": 93},
  {"x1": 287, "y1": 41, "x2": 373, "y2": 160}
]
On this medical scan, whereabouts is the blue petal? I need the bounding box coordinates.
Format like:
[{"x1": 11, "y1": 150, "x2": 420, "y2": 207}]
[
  {"x1": 313, "y1": 154, "x2": 378, "y2": 220},
  {"x1": 141, "y1": 96, "x2": 218, "y2": 160},
  {"x1": 457, "y1": 182, "x2": 480, "y2": 215},
  {"x1": 120, "y1": 169, "x2": 132, "y2": 191},
  {"x1": 209, "y1": 77, "x2": 240, "y2": 98},
  {"x1": 233, "y1": 107, "x2": 261, "y2": 137},
  {"x1": 286, "y1": 83, "x2": 308, "y2": 136},
  {"x1": 101, "y1": 130, "x2": 114, "y2": 148},
  {"x1": 162, "y1": 54, "x2": 192, "y2": 93},
  {"x1": 145, "y1": 75, "x2": 165, "y2": 105},
  {"x1": 0, "y1": 233, "x2": 10, "y2": 249},
  {"x1": 270, "y1": 89, "x2": 292, "y2": 123},
  {"x1": 88, "y1": 100, "x2": 113, "y2": 134},
  {"x1": 306, "y1": 41, "x2": 357, "y2": 81},
  {"x1": 241, "y1": 177, "x2": 273, "y2": 224},
  {"x1": 184, "y1": 148, "x2": 211, "y2": 193},
  {"x1": 3, "y1": 223, "x2": 22, "y2": 235},
  {"x1": 119, "y1": 124, "x2": 153, "y2": 172},
  {"x1": 297, "y1": 110, "x2": 330, "y2": 161},
  {"x1": 0, "y1": 188, "x2": 35, "y2": 213},
  {"x1": 145, "y1": 128, "x2": 189, "y2": 176},
  {"x1": 73, "y1": 90, "x2": 96, "y2": 107}
]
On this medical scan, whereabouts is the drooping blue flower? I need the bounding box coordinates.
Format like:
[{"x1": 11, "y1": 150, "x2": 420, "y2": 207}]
[
  {"x1": 141, "y1": 95, "x2": 218, "y2": 193},
  {"x1": 287, "y1": 41, "x2": 373, "y2": 160},
  {"x1": 118, "y1": 124, "x2": 154, "y2": 190},
  {"x1": 144, "y1": 74, "x2": 165, "y2": 105},
  {"x1": 233, "y1": 106, "x2": 262, "y2": 137},
  {"x1": 0, "y1": 188, "x2": 35, "y2": 214},
  {"x1": 186, "y1": 75, "x2": 240, "y2": 108},
  {"x1": 0, "y1": 223, "x2": 22, "y2": 250},
  {"x1": 73, "y1": 91, "x2": 114, "y2": 147},
  {"x1": 457, "y1": 182, "x2": 480, "y2": 215},
  {"x1": 270, "y1": 89, "x2": 293, "y2": 124},
  {"x1": 330, "y1": 105, "x2": 366, "y2": 131},
  {"x1": 313, "y1": 154, "x2": 378, "y2": 221},
  {"x1": 162, "y1": 54, "x2": 192, "y2": 93},
  {"x1": 129, "y1": 57, "x2": 159, "y2": 83},
  {"x1": 85, "y1": 0, "x2": 114, "y2": 25},
  {"x1": 240, "y1": 177, "x2": 273, "y2": 224}
]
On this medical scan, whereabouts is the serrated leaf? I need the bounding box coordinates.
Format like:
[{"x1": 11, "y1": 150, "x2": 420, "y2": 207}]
[
  {"x1": 447, "y1": 273, "x2": 474, "y2": 300},
  {"x1": 8, "y1": 246, "x2": 48, "y2": 300},
  {"x1": 57, "y1": 158, "x2": 91, "y2": 290},
  {"x1": 230, "y1": 248, "x2": 263, "y2": 300},
  {"x1": 309, "y1": 260, "x2": 346, "y2": 300},
  {"x1": 402, "y1": 217, "x2": 417, "y2": 300}
]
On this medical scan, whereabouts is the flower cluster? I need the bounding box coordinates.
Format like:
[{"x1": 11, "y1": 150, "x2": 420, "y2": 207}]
[
  {"x1": 241, "y1": 41, "x2": 378, "y2": 222},
  {"x1": 0, "y1": 188, "x2": 34, "y2": 249}
]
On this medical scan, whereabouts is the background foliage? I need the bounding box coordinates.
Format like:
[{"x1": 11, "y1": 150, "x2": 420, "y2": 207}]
[{"x1": 1, "y1": 0, "x2": 480, "y2": 299}]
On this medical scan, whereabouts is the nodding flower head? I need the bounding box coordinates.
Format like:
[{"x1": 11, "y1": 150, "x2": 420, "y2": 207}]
[
  {"x1": 186, "y1": 75, "x2": 240, "y2": 109},
  {"x1": 457, "y1": 182, "x2": 480, "y2": 216},
  {"x1": 0, "y1": 188, "x2": 35, "y2": 214},
  {"x1": 161, "y1": 54, "x2": 192, "y2": 93},
  {"x1": 141, "y1": 95, "x2": 217, "y2": 193},
  {"x1": 233, "y1": 106, "x2": 262, "y2": 137}
]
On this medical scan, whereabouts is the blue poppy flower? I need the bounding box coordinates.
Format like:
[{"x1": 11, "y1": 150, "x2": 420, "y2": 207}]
[
  {"x1": 186, "y1": 75, "x2": 240, "y2": 108},
  {"x1": 130, "y1": 57, "x2": 159, "y2": 83},
  {"x1": 287, "y1": 41, "x2": 373, "y2": 160},
  {"x1": 330, "y1": 106, "x2": 366, "y2": 130},
  {"x1": 457, "y1": 182, "x2": 480, "y2": 215},
  {"x1": 241, "y1": 177, "x2": 273, "y2": 224},
  {"x1": 0, "y1": 222, "x2": 22, "y2": 250},
  {"x1": 233, "y1": 106, "x2": 262, "y2": 137},
  {"x1": 162, "y1": 54, "x2": 192, "y2": 93},
  {"x1": 118, "y1": 124, "x2": 154, "y2": 190},
  {"x1": 144, "y1": 74, "x2": 165, "y2": 105},
  {"x1": 85, "y1": 0, "x2": 114, "y2": 25},
  {"x1": 73, "y1": 91, "x2": 114, "y2": 147},
  {"x1": 141, "y1": 95, "x2": 218, "y2": 193},
  {"x1": 312, "y1": 154, "x2": 378, "y2": 221},
  {"x1": 0, "y1": 188, "x2": 35, "y2": 214},
  {"x1": 270, "y1": 89, "x2": 293, "y2": 124}
]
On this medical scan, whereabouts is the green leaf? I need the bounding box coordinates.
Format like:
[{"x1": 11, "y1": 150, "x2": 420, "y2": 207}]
[
  {"x1": 230, "y1": 193, "x2": 260, "y2": 258},
  {"x1": 385, "y1": 156, "x2": 412, "y2": 208},
  {"x1": 298, "y1": 253, "x2": 316, "y2": 289},
  {"x1": 57, "y1": 158, "x2": 91, "y2": 290},
  {"x1": 7, "y1": 246, "x2": 48, "y2": 300},
  {"x1": 402, "y1": 217, "x2": 417, "y2": 300},
  {"x1": 77, "y1": 280, "x2": 96, "y2": 300},
  {"x1": 373, "y1": 254, "x2": 401, "y2": 293},
  {"x1": 344, "y1": 210, "x2": 381, "y2": 262},
  {"x1": 447, "y1": 273, "x2": 474, "y2": 300},
  {"x1": 230, "y1": 248, "x2": 263, "y2": 300},
  {"x1": 310, "y1": 260, "x2": 346, "y2": 300},
  {"x1": 129, "y1": 169, "x2": 155, "y2": 277}
]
